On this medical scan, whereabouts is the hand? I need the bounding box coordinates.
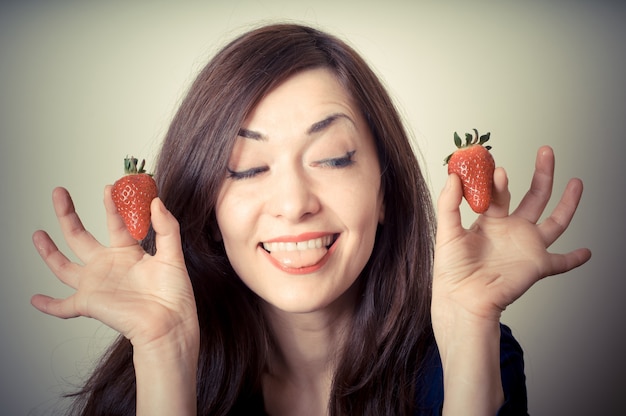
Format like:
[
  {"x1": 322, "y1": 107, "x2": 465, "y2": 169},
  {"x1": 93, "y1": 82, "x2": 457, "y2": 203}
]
[
  {"x1": 432, "y1": 146, "x2": 592, "y2": 323},
  {"x1": 31, "y1": 187, "x2": 199, "y2": 351}
]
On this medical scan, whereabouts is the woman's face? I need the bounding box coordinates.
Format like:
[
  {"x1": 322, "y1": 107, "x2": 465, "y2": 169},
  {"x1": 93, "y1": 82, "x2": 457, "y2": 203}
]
[{"x1": 215, "y1": 68, "x2": 384, "y2": 314}]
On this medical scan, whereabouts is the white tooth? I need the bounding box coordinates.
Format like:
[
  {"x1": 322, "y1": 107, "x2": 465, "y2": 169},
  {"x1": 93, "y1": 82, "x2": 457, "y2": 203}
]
[{"x1": 263, "y1": 236, "x2": 335, "y2": 252}]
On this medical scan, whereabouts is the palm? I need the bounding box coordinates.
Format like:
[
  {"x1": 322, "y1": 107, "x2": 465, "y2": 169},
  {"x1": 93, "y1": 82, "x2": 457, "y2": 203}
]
[
  {"x1": 31, "y1": 186, "x2": 197, "y2": 349},
  {"x1": 433, "y1": 147, "x2": 591, "y2": 320},
  {"x1": 435, "y1": 213, "x2": 550, "y2": 317}
]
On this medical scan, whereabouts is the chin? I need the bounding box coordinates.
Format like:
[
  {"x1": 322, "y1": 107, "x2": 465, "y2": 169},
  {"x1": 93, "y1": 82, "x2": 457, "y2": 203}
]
[
  {"x1": 260, "y1": 282, "x2": 358, "y2": 317},
  {"x1": 265, "y1": 296, "x2": 334, "y2": 315}
]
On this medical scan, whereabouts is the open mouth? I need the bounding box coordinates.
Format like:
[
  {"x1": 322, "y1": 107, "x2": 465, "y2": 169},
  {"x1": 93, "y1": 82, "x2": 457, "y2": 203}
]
[
  {"x1": 261, "y1": 234, "x2": 337, "y2": 253},
  {"x1": 259, "y1": 234, "x2": 339, "y2": 271}
]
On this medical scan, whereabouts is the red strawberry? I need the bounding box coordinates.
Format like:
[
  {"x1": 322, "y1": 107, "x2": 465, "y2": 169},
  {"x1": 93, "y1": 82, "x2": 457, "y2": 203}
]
[
  {"x1": 111, "y1": 156, "x2": 158, "y2": 240},
  {"x1": 444, "y1": 129, "x2": 495, "y2": 213}
]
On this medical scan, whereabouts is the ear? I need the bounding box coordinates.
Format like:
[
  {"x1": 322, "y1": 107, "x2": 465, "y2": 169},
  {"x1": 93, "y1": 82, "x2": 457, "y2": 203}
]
[{"x1": 378, "y1": 199, "x2": 385, "y2": 224}]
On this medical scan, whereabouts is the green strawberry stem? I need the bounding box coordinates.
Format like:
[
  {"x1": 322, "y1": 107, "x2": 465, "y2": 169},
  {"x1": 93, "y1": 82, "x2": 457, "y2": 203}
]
[
  {"x1": 123, "y1": 156, "x2": 149, "y2": 175},
  {"x1": 444, "y1": 129, "x2": 492, "y2": 164}
]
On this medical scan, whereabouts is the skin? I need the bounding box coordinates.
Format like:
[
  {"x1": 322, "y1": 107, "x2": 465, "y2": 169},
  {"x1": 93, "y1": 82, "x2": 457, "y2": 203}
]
[
  {"x1": 434, "y1": 148, "x2": 591, "y2": 414},
  {"x1": 30, "y1": 68, "x2": 591, "y2": 415},
  {"x1": 215, "y1": 68, "x2": 384, "y2": 414},
  {"x1": 215, "y1": 68, "x2": 384, "y2": 314},
  {"x1": 31, "y1": 188, "x2": 199, "y2": 415}
]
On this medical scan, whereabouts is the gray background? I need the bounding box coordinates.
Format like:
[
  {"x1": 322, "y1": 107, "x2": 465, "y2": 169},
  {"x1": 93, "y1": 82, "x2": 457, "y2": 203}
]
[{"x1": 1, "y1": 1, "x2": 624, "y2": 414}]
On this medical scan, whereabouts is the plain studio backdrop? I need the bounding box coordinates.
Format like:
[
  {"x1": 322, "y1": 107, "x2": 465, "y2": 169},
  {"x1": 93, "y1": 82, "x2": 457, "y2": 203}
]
[{"x1": 1, "y1": 1, "x2": 624, "y2": 414}]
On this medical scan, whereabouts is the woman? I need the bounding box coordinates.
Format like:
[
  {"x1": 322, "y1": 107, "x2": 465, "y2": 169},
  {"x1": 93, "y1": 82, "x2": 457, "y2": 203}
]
[{"x1": 31, "y1": 23, "x2": 591, "y2": 415}]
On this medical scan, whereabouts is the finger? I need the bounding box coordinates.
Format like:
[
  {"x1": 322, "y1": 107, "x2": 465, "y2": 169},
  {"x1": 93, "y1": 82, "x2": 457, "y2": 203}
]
[
  {"x1": 542, "y1": 247, "x2": 592, "y2": 278},
  {"x1": 538, "y1": 178, "x2": 584, "y2": 246},
  {"x1": 151, "y1": 198, "x2": 185, "y2": 266},
  {"x1": 52, "y1": 187, "x2": 102, "y2": 262},
  {"x1": 512, "y1": 146, "x2": 554, "y2": 223},
  {"x1": 103, "y1": 185, "x2": 138, "y2": 248},
  {"x1": 484, "y1": 167, "x2": 510, "y2": 218},
  {"x1": 30, "y1": 294, "x2": 81, "y2": 319},
  {"x1": 436, "y1": 174, "x2": 464, "y2": 244},
  {"x1": 33, "y1": 230, "x2": 80, "y2": 288}
]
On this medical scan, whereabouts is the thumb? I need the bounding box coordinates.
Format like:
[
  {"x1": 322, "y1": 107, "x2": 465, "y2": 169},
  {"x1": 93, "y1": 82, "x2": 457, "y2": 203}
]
[
  {"x1": 150, "y1": 198, "x2": 185, "y2": 265},
  {"x1": 436, "y1": 174, "x2": 464, "y2": 244}
]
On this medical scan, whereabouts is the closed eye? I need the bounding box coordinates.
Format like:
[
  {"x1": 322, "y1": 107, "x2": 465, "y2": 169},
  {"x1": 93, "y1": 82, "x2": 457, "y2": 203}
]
[
  {"x1": 312, "y1": 150, "x2": 356, "y2": 168},
  {"x1": 227, "y1": 166, "x2": 268, "y2": 180},
  {"x1": 227, "y1": 150, "x2": 355, "y2": 179}
]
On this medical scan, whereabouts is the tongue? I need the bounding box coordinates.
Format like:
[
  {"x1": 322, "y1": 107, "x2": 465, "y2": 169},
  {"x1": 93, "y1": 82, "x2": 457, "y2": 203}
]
[{"x1": 270, "y1": 247, "x2": 328, "y2": 268}]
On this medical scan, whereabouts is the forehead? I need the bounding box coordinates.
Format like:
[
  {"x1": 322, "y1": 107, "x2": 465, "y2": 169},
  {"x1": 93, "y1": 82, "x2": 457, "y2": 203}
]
[{"x1": 243, "y1": 68, "x2": 360, "y2": 130}]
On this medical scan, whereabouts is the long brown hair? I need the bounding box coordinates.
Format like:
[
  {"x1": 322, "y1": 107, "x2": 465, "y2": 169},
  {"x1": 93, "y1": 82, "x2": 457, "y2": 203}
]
[{"x1": 68, "y1": 23, "x2": 436, "y2": 415}]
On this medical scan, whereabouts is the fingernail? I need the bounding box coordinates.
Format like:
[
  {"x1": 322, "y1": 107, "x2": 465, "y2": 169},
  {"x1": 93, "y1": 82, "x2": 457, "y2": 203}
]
[
  {"x1": 157, "y1": 198, "x2": 168, "y2": 214},
  {"x1": 446, "y1": 174, "x2": 453, "y2": 189},
  {"x1": 32, "y1": 233, "x2": 45, "y2": 254}
]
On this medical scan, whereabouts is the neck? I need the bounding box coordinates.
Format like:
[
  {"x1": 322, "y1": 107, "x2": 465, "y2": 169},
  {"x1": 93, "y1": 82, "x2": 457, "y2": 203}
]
[
  {"x1": 261, "y1": 286, "x2": 357, "y2": 414},
  {"x1": 265, "y1": 306, "x2": 350, "y2": 377}
]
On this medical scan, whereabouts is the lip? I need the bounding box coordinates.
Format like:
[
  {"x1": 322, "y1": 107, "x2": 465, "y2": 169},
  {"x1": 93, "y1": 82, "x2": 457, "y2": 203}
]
[
  {"x1": 263, "y1": 231, "x2": 333, "y2": 244},
  {"x1": 259, "y1": 233, "x2": 339, "y2": 275}
]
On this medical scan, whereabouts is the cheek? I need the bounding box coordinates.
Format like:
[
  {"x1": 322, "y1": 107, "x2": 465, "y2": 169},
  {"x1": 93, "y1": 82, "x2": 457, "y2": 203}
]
[
  {"x1": 335, "y1": 186, "x2": 383, "y2": 259},
  {"x1": 341, "y1": 175, "x2": 384, "y2": 227},
  {"x1": 215, "y1": 205, "x2": 255, "y2": 279},
  {"x1": 215, "y1": 193, "x2": 256, "y2": 249}
]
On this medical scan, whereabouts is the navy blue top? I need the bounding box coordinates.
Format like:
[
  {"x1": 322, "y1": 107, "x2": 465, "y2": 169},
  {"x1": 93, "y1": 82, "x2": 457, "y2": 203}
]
[
  {"x1": 414, "y1": 324, "x2": 528, "y2": 415},
  {"x1": 245, "y1": 324, "x2": 528, "y2": 415}
]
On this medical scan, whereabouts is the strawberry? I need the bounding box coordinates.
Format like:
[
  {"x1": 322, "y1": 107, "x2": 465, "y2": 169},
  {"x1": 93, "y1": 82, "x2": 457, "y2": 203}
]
[
  {"x1": 444, "y1": 129, "x2": 495, "y2": 214},
  {"x1": 111, "y1": 156, "x2": 158, "y2": 240}
]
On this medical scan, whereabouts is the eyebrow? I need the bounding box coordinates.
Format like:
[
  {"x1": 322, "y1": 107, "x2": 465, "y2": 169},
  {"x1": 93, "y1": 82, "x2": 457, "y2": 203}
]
[
  {"x1": 306, "y1": 113, "x2": 354, "y2": 135},
  {"x1": 237, "y1": 128, "x2": 265, "y2": 140},
  {"x1": 237, "y1": 113, "x2": 355, "y2": 141}
]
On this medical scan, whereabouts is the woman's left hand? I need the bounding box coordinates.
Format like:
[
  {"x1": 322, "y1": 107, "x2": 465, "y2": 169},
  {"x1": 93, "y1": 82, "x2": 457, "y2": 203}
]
[{"x1": 433, "y1": 146, "x2": 592, "y2": 323}]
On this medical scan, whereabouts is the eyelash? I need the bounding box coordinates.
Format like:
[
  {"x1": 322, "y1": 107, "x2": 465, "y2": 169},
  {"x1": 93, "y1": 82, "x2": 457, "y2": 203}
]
[
  {"x1": 314, "y1": 150, "x2": 356, "y2": 168},
  {"x1": 227, "y1": 166, "x2": 268, "y2": 180},
  {"x1": 227, "y1": 150, "x2": 356, "y2": 180}
]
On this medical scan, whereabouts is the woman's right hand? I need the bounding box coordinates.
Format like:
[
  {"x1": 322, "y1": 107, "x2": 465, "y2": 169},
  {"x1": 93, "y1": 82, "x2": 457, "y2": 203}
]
[
  {"x1": 31, "y1": 186, "x2": 199, "y2": 352},
  {"x1": 32, "y1": 186, "x2": 200, "y2": 414}
]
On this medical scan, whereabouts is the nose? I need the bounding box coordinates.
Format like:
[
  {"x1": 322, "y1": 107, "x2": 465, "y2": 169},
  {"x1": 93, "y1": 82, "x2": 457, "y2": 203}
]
[{"x1": 266, "y1": 165, "x2": 321, "y2": 221}]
